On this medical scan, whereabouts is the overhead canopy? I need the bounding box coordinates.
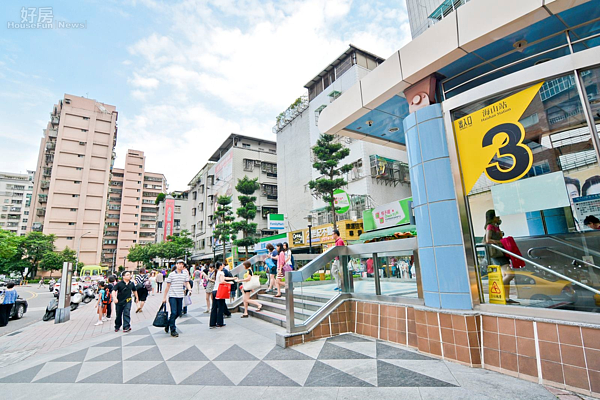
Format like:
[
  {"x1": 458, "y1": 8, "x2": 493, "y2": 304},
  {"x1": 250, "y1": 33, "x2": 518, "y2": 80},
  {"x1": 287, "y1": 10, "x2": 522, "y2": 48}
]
[{"x1": 357, "y1": 225, "x2": 417, "y2": 243}]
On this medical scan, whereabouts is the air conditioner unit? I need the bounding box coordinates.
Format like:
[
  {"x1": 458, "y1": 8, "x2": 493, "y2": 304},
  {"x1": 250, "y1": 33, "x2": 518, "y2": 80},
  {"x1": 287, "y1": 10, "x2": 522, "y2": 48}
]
[{"x1": 254, "y1": 160, "x2": 261, "y2": 166}]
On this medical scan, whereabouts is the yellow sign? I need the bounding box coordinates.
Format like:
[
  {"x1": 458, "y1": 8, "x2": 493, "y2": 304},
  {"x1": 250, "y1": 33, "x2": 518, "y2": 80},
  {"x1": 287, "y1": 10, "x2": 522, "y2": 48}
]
[
  {"x1": 454, "y1": 82, "x2": 544, "y2": 195},
  {"x1": 487, "y1": 265, "x2": 506, "y2": 305}
]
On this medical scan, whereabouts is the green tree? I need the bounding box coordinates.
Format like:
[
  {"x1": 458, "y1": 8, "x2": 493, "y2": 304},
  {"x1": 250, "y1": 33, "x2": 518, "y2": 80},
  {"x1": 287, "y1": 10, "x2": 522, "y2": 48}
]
[
  {"x1": 0, "y1": 229, "x2": 25, "y2": 276},
  {"x1": 168, "y1": 229, "x2": 194, "y2": 260},
  {"x1": 20, "y1": 232, "x2": 56, "y2": 278},
  {"x1": 39, "y1": 247, "x2": 83, "y2": 277},
  {"x1": 155, "y1": 192, "x2": 166, "y2": 205},
  {"x1": 232, "y1": 176, "x2": 260, "y2": 258},
  {"x1": 0, "y1": 229, "x2": 20, "y2": 260},
  {"x1": 308, "y1": 134, "x2": 353, "y2": 231},
  {"x1": 213, "y1": 195, "x2": 236, "y2": 263}
]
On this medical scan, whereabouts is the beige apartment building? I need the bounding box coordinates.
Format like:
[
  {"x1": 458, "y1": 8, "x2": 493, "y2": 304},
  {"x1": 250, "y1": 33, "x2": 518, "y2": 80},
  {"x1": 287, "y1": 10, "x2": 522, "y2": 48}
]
[
  {"x1": 101, "y1": 150, "x2": 166, "y2": 270},
  {"x1": 0, "y1": 170, "x2": 34, "y2": 236},
  {"x1": 28, "y1": 95, "x2": 118, "y2": 265}
]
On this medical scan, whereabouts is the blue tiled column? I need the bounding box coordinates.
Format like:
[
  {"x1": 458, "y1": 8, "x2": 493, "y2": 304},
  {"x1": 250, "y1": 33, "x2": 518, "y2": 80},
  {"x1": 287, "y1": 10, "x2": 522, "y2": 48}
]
[{"x1": 403, "y1": 104, "x2": 472, "y2": 310}]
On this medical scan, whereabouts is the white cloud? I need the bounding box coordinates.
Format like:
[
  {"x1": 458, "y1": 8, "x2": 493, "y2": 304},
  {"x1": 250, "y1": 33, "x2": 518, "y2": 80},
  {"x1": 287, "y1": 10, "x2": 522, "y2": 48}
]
[{"x1": 119, "y1": 0, "x2": 411, "y2": 189}]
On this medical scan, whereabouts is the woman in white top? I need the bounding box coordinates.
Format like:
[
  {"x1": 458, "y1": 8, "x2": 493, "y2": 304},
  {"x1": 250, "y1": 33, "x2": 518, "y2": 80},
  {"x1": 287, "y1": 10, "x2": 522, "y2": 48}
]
[{"x1": 209, "y1": 262, "x2": 234, "y2": 328}]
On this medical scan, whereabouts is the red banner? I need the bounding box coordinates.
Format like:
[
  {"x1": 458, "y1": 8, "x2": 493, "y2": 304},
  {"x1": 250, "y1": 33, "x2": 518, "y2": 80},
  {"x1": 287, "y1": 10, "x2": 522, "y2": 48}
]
[{"x1": 164, "y1": 198, "x2": 174, "y2": 240}]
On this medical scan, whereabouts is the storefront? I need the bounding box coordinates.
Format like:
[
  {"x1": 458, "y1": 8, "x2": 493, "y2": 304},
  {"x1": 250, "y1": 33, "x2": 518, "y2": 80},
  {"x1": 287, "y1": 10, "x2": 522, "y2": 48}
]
[
  {"x1": 288, "y1": 219, "x2": 363, "y2": 253},
  {"x1": 314, "y1": 0, "x2": 600, "y2": 395}
]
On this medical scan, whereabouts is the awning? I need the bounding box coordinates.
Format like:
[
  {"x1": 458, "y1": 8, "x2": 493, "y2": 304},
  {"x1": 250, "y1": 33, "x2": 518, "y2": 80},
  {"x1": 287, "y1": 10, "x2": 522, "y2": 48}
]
[
  {"x1": 191, "y1": 254, "x2": 213, "y2": 261},
  {"x1": 357, "y1": 225, "x2": 417, "y2": 243}
]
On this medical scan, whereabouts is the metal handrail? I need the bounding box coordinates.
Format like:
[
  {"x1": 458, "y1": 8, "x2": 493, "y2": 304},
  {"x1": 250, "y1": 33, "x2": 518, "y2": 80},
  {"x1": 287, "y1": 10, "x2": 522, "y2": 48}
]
[
  {"x1": 527, "y1": 246, "x2": 600, "y2": 271},
  {"x1": 548, "y1": 235, "x2": 600, "y2": 259},
  {"x1": 477, "y1": 243, "x2": 600, "y2": 296},
  {"x1": 230, "y1": 254, "x2": 268, "y2": 276}
]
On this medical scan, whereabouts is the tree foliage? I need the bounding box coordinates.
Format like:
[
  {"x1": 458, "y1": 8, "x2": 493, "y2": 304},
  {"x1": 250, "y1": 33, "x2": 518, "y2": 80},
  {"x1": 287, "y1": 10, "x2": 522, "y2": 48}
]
[
  {"x1": 39, "y1": 247, "x2": 83, "y2": 276},
  {"x1": 308, "y1": 134, "x2": 353, "y2": 230},
  {"x1": 213, "y1": 196, "x2": 236, "y2": 263},
  {"x1": 20, "y1": 231, "x2": 56, "y2": 278},
  {"x1": 232, "y1": 176, "x2": 260, "y2": 258},
  {"x1": 154, "y1": 192, "x2": 166, "y2": 205},
  {"x1": 127, "y1": 230, "x2": 194, "y2": 267}
]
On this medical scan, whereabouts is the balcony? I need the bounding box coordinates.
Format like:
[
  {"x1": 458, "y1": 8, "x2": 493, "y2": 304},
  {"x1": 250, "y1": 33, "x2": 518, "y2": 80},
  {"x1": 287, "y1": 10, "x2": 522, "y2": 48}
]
[
  {"x1": 7, "y1": 215, "x2": 19, "y2": 220},
  {"x1": 37, "y1": 208, "x2": 46, "y2": 217},
  {"x1": 45, "y1": 154, "x2": 54, "y2": 164},
  {"x1": 43, "y1": 167, "x2": 52, "y2": 177},
  {"x1": 140, "y1": 224, "x2": 156, "y2": 229},
  {"x1": 46, "y1": 142, "x2": 56, "y2": 151},
  {"x1": 104, "y1": 231, "x2": 118, "y2": 237},
  {"x1": 9, "y1": 207, "x2": 21, "y2": 212},
  {"x1": 51, "y1": 116, "x2": 59, "y2": 126},
  {"x1": 32, "y1": 222, "x2": 43, "y2": 232},
  {"x1": 47, "y1": 129, "x2": 58, "y2": 138},
  {"x1": 140, "y1": 215, "x2": 156, "y2": 221},
  {"x1": 40, "y1": 180, "x2": 50, "y2": 189},
  {"x1": 38, "y1": 194, "x2": 48, "y2": 203},
  {"x1": 139, "y1": 232, "x2": 155, "y2": 238}
]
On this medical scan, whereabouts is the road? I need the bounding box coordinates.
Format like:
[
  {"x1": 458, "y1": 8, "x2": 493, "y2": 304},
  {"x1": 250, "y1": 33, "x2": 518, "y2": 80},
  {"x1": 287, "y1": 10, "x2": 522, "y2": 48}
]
[{"x1": 0, "y1": 284, "x2": 55, "y2": 336}]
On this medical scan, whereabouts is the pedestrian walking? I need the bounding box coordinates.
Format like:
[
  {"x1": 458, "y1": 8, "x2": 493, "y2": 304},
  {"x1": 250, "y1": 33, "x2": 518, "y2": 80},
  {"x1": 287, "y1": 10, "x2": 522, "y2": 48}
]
[
  {"x1": 106, "y1": 275, "x2": 116, "y2": 320},
  {"x1": 156, "y1": 270, "x2": 163, "y2": 293},
  {"x1": 239, "y1": 261, "x2": 262, "y2": 318},
  {"x1": 0, "y1": 282, "x2": 18, "y2": 327},
  {"x1": 193, "y1": 267, "x2": 202, "y2": 294},
  {"x1": 38, "y1": 278, "x2": 45, "y2": 288},
  {"x1": 204, "y1": 264, "x2": 215, "y2": 313},
  {"x1": 275, "y1": 243, "x2": 286, "y2": 298},
  {"x1": 209, "y1": 262, "x2": 234, "y2": 328},
  {"x1": 331, "y1": 229, "x2": 345, "y2": 291},
  {"x1": 150, "y1": 272, "x2": 157, "y2": 295},
  {"x1": 135, "y1": 268, "x2": 150, "y2": 313},
  {"x1": 112, "y1": 271, "x2": 138, "y2": 333},
  {"x1": 182, "y1": 265, "x2": 192, "y2": 315},
  {"x1": 95, "y1": 281, "x2": 107, "y2": 326},
  {"x1": 162, "y1": 260, "x2": 191, "y2": 337},
  {"x1": 265, "y1": 243, "x2": 278, "y2": 293}
]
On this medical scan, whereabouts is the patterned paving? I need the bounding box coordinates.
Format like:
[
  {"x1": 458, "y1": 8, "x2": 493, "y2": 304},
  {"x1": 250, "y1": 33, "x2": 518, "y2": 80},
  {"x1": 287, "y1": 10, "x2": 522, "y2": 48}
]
[{"x1": 0, "y1": 315, "x2": 458, "y2": 388}]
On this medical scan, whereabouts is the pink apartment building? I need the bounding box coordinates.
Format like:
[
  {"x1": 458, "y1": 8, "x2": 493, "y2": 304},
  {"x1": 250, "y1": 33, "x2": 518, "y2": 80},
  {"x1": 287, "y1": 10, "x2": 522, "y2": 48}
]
[
  {"x1": 101, "y1": 150, "x2": 166, "y2": 271},
  {"x1": 28, "y1": 95, "x2": 118, "y2": 266}
]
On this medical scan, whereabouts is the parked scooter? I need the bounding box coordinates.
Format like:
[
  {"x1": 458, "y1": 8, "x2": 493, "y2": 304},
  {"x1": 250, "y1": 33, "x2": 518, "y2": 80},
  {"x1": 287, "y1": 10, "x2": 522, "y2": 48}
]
[
  {"x1": 43, "y1": 293, "x2": 59, "y2": 321},
  {"x1": 70, "y1": 289, "x2": 83, "y2": 310},
  {"x1": 82, "y1": 287, "x2": 96, "y2": 304}
]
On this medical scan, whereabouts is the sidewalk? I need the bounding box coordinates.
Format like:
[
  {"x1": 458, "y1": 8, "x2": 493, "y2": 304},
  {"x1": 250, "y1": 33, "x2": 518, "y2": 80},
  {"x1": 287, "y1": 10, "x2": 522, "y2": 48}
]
[{"x1": 0, "y1": 297, "x2": 572, "y2": 399}]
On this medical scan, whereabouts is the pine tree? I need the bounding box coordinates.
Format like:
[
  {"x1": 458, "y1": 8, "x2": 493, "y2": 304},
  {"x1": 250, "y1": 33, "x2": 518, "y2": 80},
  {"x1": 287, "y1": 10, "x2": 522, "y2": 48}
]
[
  {"x1": 232, "y1": 176, "x2": 261, "y2": 259},
  {"x1": 308, "y1": 134, "x2": 353, "y2": 230},
  {"x1": 213, "y1": 195, "x2": 237, "y2": 263}
]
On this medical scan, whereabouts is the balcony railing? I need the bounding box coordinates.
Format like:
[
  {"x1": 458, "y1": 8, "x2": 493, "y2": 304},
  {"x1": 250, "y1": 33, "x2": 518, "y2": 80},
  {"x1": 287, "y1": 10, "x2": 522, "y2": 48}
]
[
  {"x1": 40, "y1": 180, "x2": 50, "y2": 189},
  {"x1": 46, "y1": 142, "x2": 56, "y2": 151},
  {"x1": 37, "y1": 208, "x2": 46, "y2": 217},
  {"x1": 38, "y1": 194, "x2": 48, "y2": 203},
  {"x1": 43, "y1": 167, "x2": 52, "y2": 177},
  {"x1": 32, "y1": 222, "x2": 43, "y2": 232}
]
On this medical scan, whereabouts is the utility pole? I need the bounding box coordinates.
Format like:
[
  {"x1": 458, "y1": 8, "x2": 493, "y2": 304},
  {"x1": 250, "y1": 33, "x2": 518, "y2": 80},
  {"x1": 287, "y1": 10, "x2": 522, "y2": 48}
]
[{"x1": 76, "y1": 231, "x2": 91, "y2": 275}]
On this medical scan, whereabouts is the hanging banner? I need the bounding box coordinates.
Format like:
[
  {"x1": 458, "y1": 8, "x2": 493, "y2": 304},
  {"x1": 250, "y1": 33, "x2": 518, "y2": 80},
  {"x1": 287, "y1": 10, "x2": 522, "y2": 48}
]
[
  {"x1": 453, "y1": 82, "x2": 544, "y2": 195},
  {"x1": 334, "y1": 189, "x2": 351, "y2": 214},
  {"x1": 164, "y1": 197, "x2": 175, "y2": 240}
]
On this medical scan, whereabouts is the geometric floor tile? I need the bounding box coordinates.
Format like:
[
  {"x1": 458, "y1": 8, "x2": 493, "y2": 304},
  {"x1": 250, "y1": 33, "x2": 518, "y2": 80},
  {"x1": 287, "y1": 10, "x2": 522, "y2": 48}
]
[
  {"x1": 93, "y1": 337, "x2": 122, "y2": 347},
  {"x1": 122, "y1": 345, "x2": 155, "y2": 360},
  {"x1": 317, "y1": 342, "x2": 373, "y2": 360},
  {"x1": 50, "y1": 349, "x2": 88, "y2": 363},
  {"x1": 122, "y1": 335, "x2": 146, "y2": 346},
  {"x1": 213, "y1": 344, "x2": 258, "y2": 361},
  {"x1": 78, "y1": 361, "x2": 123, "y2": 384},
  {"x1": 167, "y1": 346, "x2": 209, "y2": 361},
  {"x1": 76, "y1": 361, "x2": 120, "y2": 382},
  {"x1": 213, "y1": 361, "x2": 260, "y2": 385},
  {"x1": 128, "y1": 327, "x2": 152, "y2": 336},
  {"x1": 32, "y1": 362, "x2": 80, "y2": 382},
  {"x1": 84, "y1": 347, "x2": 117, "y2": 362},
  {"x1": 88, "y1": 347, "x2": 122, "y2": 362},
  {"x1": 321, "y1": 359, "x2": 378, "y2": 386},
  {"x1": 157, "y1": 345, "x2": 193, "y2": 361},
  {"x1": 263, "y1": 360, "x2": 316, "y2": 386},
  {"x1": 262, "y1": 346, "x2": 314, "y2": 361},
  {"x1": 125, "y1": 346, "x2": 164, "y2": 362},
  {"x1": 330, "y1": 342, "x2": 377, "y2": 358},
  {"x1": 127, "y1": 335, "x2": 156, "y2": 347},
  {"x1": 327, "y1": 334, "x2": 373, "y2": 343},
  {"x1": 34, "y1": 362, "x2": 82, "y2": 383},
  {"x1": 123, "y1": 361, "x2": 162, "y2": 383},
  {"x1": 237, "y1": 361, "x2": 300, "y2": 387},
  {"x1": 292, "y1": 340, "x2": 326, "y2": 360},
  {"x1": 179, "y1": 362, "x2": 234, "y2": 386},
  {"x1": 178, "y1": 318, "x2": 202, "y2": 325},
  {"x1": 126, "y1": 361, "x2": 175, "y2": 385},
  {"x1": 166, "y1": 361, "x2": 209, "y2": 384},
  {"x1": 383, "y1": 359, "x2": 459, "y2": 386},
  {"x1": 304, "y1": 360, "x2": 374, "y2": 387},
  {"x1": 0, "y1": 363, "x2": 45, "y2": 383},
  {"x1": 376, "y1": 342, "x2": 434, "y2": 360},
  {"x1": 376, "y1": 360, "x2": 456, "y2": 387}
]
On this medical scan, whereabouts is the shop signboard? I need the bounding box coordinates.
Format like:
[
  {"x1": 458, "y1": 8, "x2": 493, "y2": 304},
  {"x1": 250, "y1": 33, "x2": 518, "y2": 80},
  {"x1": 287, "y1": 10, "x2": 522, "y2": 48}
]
[
  {"x1": 164, "y1": 197, "x2": 175, "y2": 240},
  {"x1": 267, "y1": 213, "x2": 285, "y2": 230},
  {"x1": 292, "y1": 231, "x2": 304, "y2": 245},
  {"x1": 253, "y1": 233, "x2": 287, "y2": 253},
  {"x1": 453, "y1": 82, "x2": 544, "y2": 195},
  {"x1": 288, "y1": 219, "x2": 363, "y2": 249},
  {"x1": 333, "y1": 189, "x2": 351, "y2": 214},
  {"x1": 362, "y1": 197, "x2": 412, "y2": 232}
]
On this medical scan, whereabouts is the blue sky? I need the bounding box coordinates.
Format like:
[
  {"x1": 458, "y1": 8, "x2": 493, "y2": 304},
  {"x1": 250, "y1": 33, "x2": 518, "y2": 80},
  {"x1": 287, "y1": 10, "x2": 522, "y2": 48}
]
[{"x1": 0, "y1": 0, "x2": 410, "y2": 189}]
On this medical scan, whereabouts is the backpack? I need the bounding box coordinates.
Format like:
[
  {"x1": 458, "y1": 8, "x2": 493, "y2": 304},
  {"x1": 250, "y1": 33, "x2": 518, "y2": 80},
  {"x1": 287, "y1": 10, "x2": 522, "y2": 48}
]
[{"x1": 101, "y1": 288, "x2": 111, "y2": 305}]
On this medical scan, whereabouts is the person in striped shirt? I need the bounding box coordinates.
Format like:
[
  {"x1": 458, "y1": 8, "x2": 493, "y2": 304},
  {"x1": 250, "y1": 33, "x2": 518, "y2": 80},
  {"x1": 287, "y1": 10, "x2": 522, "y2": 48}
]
[{"x1": 162, "y1": 260, "x2": 192, "y2": 337}]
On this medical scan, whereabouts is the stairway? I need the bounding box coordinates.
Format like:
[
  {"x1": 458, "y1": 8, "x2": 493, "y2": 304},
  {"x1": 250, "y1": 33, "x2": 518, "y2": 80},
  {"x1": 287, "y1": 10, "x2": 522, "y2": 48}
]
[{"x1": 236, "y1": 290, "x2": 331, "y2": 328}]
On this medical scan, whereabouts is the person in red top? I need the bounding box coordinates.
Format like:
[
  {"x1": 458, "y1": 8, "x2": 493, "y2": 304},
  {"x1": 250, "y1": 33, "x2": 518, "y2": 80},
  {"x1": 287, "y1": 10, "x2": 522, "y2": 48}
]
[
  {"x1": 331, "y1": 230, "x2": 345, "y2": 291},
  {"x1": 366, "y1": 258, "x2": 374, "y2": 277}
]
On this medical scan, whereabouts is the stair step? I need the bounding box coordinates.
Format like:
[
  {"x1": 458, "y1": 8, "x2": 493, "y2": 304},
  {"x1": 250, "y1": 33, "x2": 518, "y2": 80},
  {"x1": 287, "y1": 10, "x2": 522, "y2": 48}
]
[
  {"x1": 242, "y1": 300, "x2": 314, "y2": 320},
  {"x1": 259, "y1": 291, "x2": 332, "y2": 304},
  {"x1": 256, "y1": 294, "x2": 324, "y2": 311},
  {"x1": 244, "y1": 306, "x2": 303, "y2": 327}
]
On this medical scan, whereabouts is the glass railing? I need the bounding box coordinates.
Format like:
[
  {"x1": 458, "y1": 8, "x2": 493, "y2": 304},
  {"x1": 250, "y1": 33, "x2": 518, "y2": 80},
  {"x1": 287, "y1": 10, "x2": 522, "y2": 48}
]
[{"x1": 285, "y1": 238, "x2": 420, "y2": 333}]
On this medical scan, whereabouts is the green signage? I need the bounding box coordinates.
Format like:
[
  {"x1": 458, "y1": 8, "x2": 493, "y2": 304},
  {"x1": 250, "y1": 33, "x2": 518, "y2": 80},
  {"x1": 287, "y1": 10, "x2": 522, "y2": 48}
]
[
  {"x1": 333, "y1": 189, "x2": 351, "y2": 214},
  {"x1": 362, "y1": 197, "x2": 412, "y2": 232}
]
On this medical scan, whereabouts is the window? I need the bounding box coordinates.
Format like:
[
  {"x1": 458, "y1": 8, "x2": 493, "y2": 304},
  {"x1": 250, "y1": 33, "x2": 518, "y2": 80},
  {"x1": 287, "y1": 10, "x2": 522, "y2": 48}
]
[
  {"x1": 199, "y1": 203, "x2": 204, "y2": 212},
  {"x1": 269, "y1": 149, "x2": 276, "y2": 154},
  {"x1": 243, "y1": 159, "x2": 254, "y2": 171},
  {"x1": 20, "y1": 226, "x2": 26, "y2": 230},
  {"x1": 24, "y1": 211, "x2": 29, "y2": 215},
  {"x1": 74, "y1": 181, "x2": 81, "y2": 184},
  {"x1": 192, "y1": 208, "x2": 196, "y2": 216},
  {"x1": 192, "y1": 191, "x2": 197, "y2": 200},
  {"x1": 72, "y1": 194, "x2": 79, "y2": 198},
  {"x1": 82, "y1": 117, "x2": 90, "y2": 120},
  {"x1": 79, "y1": 141, "x2": 86, "y2": 145},
  {"x1": 81, "y1": 129, "x2": 88, "y2": 133},
  {"x1": 66, "y1": 237, "x2": 74, "y2": 240},
  {"x1": 261, "y1": 162, "x2": 277, "y2": 177},
  {"x1": 242, "y1": 143, "x2": 251, "y2": 148},
  {"x1": 78, "y1": 155, "x2": 84, "y2": 158},
  {"x1": 68, "y1": 222, "x2": 75, "y2": 226},
  {"x1": 76, "y1": 167, "x2": 83, "y2": 171},
  {"x1": 22, "y1": 219, "x2": 27, "y2": 223}
]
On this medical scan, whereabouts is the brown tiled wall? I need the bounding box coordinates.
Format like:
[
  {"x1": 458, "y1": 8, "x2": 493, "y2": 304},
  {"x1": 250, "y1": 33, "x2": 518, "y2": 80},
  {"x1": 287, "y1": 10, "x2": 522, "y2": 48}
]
[{"x1": 282, "y1": 300, "x2": 600, "y2": 398}]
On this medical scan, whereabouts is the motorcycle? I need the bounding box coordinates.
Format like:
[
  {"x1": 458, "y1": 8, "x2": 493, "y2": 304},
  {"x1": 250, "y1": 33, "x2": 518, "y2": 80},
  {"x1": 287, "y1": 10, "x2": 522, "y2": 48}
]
[
  {"x1": 70, "y1": 289, "x2": 83, "y2": 310},
  {"x1": 42, "y1": 293, "x2": 59, "y2": 321},
  {"x1": 82, "y1": 287, "x2": 96, "y2": 304}
]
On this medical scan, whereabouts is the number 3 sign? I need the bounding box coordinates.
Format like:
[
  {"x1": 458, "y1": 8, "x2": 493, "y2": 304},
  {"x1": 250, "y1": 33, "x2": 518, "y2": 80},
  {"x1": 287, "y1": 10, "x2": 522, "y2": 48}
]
[{"x1": 453, "y1": 82, "x2": 543, "y2": 195}]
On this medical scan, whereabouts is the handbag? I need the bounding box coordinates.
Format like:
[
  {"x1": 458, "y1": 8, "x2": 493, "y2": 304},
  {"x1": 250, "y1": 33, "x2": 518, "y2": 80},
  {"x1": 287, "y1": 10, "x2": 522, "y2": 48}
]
[
  {"x1": 244, "y1": 275, "x2": 261, "y2": 291},
  {"x1": 152, "y1": 304, "x2": 169, "y2": 328},
  {"x1": 215, "y1": 283, "x2": 231, "y2": 299},
  {"x1": 282, "y1": 264, "x2": 293, "y2": 273},
  {"x1": 184, "y1": 294, "x2": 192, "y2": 306}
]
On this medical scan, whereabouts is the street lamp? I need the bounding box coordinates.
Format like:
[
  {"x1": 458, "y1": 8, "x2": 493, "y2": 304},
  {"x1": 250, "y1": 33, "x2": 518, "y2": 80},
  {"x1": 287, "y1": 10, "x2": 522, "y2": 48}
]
[
  {"x1": 305, "y1": 215, "x2": 313, "y2": 254},
  {"x1": 76, "y1": 231, "x2": 91, "y2": 275}
]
